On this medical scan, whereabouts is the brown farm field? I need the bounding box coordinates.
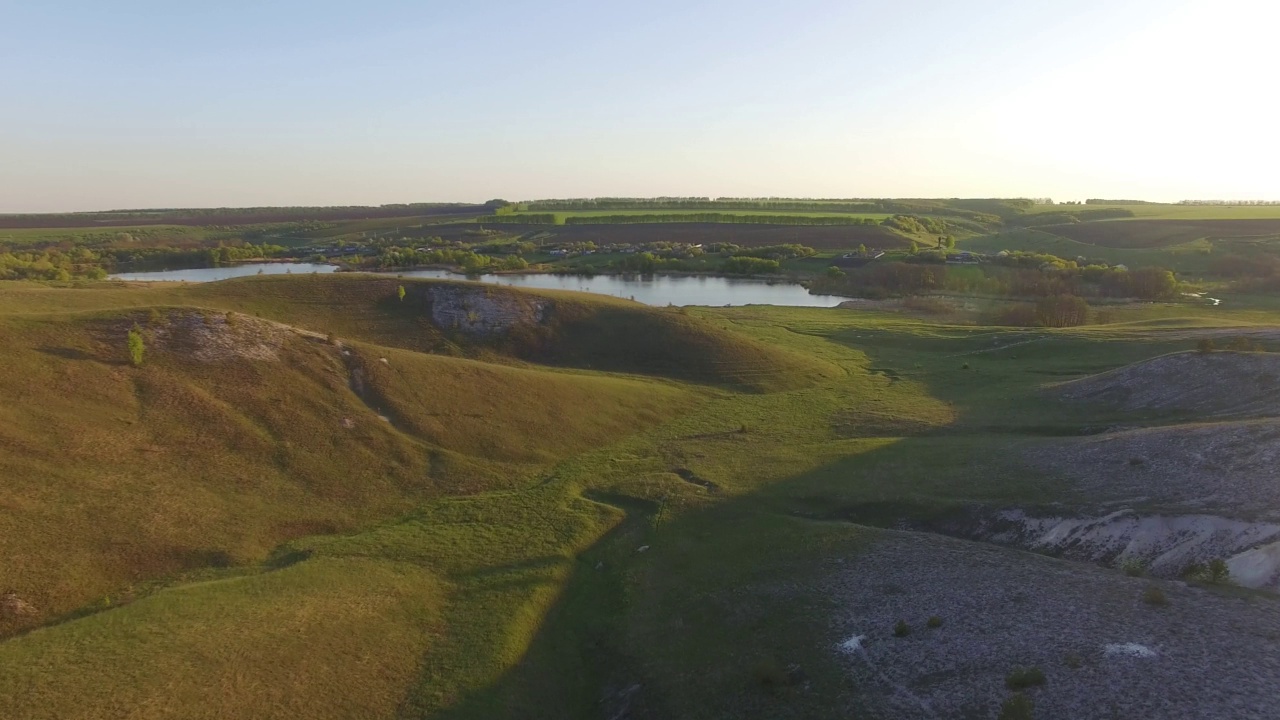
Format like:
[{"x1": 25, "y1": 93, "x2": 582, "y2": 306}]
[
  {"x1": 0, "y1": 206, "x2": 487, "y2": 230},
  {"x1": 1038, "y1": 219, "x2": 1280, "y2": 248}
]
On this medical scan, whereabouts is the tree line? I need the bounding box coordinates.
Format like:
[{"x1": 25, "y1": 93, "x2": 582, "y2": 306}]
[
  {"x1": 358, "y1": 246, "x2": 529, "y2": 274},
  {"x1": 564, "y1": 213, "x2": 882, "y2": 226},
  {"x1": 1178, "y1": 200, "x2": 1280, "y2": 205},
  {"x1": 0, "y1": 240, "x2": 288, "y2": 280},
  {"x1": 1085, "y1": 199, "x2": 1159, "y2": 205},
  {"x1": 521, "y1": 198, "x2": 884, "y2": 213},
  {"x1": 811, "y1": 257, "x2": 1178, "y2": 304}
]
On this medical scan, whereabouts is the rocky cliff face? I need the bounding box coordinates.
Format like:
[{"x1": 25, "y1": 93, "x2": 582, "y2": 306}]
[{"x1": 423, "y1": 285, "x2": 550, "y2": 337}]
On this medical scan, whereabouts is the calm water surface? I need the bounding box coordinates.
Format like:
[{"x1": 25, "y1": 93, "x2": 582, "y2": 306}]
[
  {"x1": 111, "y1": 263, "x2": 338, "y2": 282},
  {"x1": 112, "y1": 263, "x2": 848, "y2": 308}
]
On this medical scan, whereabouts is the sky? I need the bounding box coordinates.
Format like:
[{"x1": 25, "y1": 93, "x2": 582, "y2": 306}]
[{"x1": 2, "y1": 0, "x2": 1277, "y2": 212}]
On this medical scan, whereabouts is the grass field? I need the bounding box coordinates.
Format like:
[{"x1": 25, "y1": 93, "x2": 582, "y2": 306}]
[
  {"x1": 2, "y1": 274, "x2": 1278, "y2": 718},
  {"x1": 0, "y1": 224, "x2": 233, "y2": 247},
  {"x1": 1036, "y1": 219, "x2": 1280, "y2": 248},
  {"x1": 960, "y1": 228, "x2": 1219, "y2": 272},
  {"x1": 1025, "y1": 204, "x2": 1280, "y2": 220}
]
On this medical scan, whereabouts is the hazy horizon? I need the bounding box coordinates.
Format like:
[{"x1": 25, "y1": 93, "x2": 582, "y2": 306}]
[{"x1": 5, "y1": 0, "x2": 1277, "y2": 213}]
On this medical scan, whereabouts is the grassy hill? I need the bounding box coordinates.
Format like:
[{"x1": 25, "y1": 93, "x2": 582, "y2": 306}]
[
  {"x1": 0, "y1": 296, "x2": 702, "y2": 641},
  {"x1": 169, "y1": 274, "x2": 839, "y2": 392}
]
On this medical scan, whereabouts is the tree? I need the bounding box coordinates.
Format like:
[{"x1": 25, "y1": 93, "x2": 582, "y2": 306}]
[
  {"x1": 825, "y1": 265, "x2": 846, "y2": 280},
  {"x1": 945, "y1": 235, "x2": 957, "y2": 249},
  {"x1": 1127, "y1": 267, "x2": 1178, "y2": 300},
  {"x1": 397, "y1": 285, "x2": 406, "y2": 302},
  {"x1": 1035, "y1": 294, "x2": 1090, "y2": 327},
  {"x1": 127, "y1": 325, "x2": 145, "y2": 366},
  {"x1": 909, "y1": 241, "x2": 920, "y2": 255}
]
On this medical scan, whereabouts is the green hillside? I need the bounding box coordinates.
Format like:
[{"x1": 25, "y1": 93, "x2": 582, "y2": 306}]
[
  {"x1": 171, "y1": 274, "x2": 839, "y2": 392},
  {"x1": 0, "y1": 297, "x2": 701, "y2": 640},
  {"x1": 4, "y1": 275, "x2": 1280, "y2": 719}
]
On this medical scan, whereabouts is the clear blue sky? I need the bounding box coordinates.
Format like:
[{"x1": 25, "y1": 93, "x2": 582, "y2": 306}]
[{"x1": 2, "y1": 0, "x2": 1275, "y2": 212}]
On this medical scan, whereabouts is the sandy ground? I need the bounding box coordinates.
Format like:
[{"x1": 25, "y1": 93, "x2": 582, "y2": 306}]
[
  {"x1": 1026, "y1": 419, "x2": 1280, "y2": 519},
  {"x1": 827, "y1": 529, "x2": 1280, "y2": 720},
  {"x1": 1054, "y1": 351, "x2": 1280, "y2": 418}
]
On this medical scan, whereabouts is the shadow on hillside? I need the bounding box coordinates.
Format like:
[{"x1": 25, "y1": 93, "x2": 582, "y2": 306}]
[
  {"x1": 415, "y1": 420, "x2": 1065, "y2": 720},
  {"x1": 37, "y1": 345, "x2": 100, "y2": 362},
  {"x1": 411, "y1": 324, "x2": 1175, "y2": 718}
]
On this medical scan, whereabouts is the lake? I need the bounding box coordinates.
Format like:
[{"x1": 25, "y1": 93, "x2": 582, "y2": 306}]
[
  {"x1": 111, "y1": 263, "x2": 849, "y2": 308},
  {"x1": 111, "y1": 263, "x2": 339, "y2": 282}
]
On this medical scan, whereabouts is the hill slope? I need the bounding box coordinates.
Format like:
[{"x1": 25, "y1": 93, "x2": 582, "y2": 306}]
[
  {"x1": 174, "y1": 274, "x2": 838, "y2": 392},
  {"x1": 1054, "y1": 350, "x2": 1280, "y2": 418},
  {"x1": 0, "y1": 306, "x2": 697, "y2": 638}
]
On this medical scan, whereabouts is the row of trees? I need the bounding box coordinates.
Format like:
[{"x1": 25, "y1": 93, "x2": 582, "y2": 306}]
[
  {"x1": 1178, "y1": 200, "x2": 1280, "y2": 205},
  {"x1": 605, "y1": 252, "x2": 782, "y2": 275},
  {"x1": 561, "y1": 213, "x2": 882, "y2": 226},
  {"x1": 481, "y1": 213, "x2": 558, "y2": 224},
  {"x1": 812, "y1": 260, "x2": 1178, "y2": 302},
  {"x1": 0, "y1": 237, "x2": 290, "y2": 277},
  {"x1": 363, "y1": 246, "x2": 529, "y2": 273},
  {"x1": 732, "y1": 244, "x2": 817, "y2": 260},
  {"x1": 0, "y1": 250, "x2": 108, "y2": 281},
  {"x1": 521, "y1": 198, "x2": 884, "y2": 213},
  {"x1": 517, "y1": 198, "x2": 1012, "y2": 224},
  {"x1": 883, "y1": 214, "x2": 950, "y2": 235},
  {"x1": 992, "y1": 295, "x2": 1091, "y2": 327}
]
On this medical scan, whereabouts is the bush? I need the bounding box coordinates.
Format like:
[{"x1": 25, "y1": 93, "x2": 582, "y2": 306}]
[
  {"x1": 1005, "y1": 667, "x2": 1045, "y2": 691},
  {"x1": 1120, "y1": 557, "x2": 1145, "y2": 577},
  {"x1": 1063, "y1": 652, "x2": 1083, "y2": 669},
  {"x1": 902, "y1": 296, "x2": 951, "y2": 315},
  {"x1": 926, "y1": 616, "x2": 943, "y2": 629},
  {"x1": 1197, "y1": 338, "x2": 1216, "y2": 354},
  {"x1": 893, "y1": 620, "x2": 910, "y2": 637},
  {"x1": 1181, "y1": 559, "x2": 1231, "y2": 585},
  {"x1": 1142, "y1": 584, "x2": 1168, "y2": 606},
  {"x1": 750, "y1": 658, "x2": 789, "y2": 689},
  {"x1": 720, "y1": 256, "x2": 781, "y2": 275},
  {"x1": 1227, "y1": 336, "x2": 1262, "y2": 352},
  {"x1": 1208, "y1": 558, "x2": 1231, "y2": 583},
  {"x1": 991, "y1": 303, "x2": 1041, "y2": 327},
  {"x1": 127, "y1": 325, "x2": 145, "y2": 367},
  {"x1": 999, "y1": 693, "x2": 1035, "y2": 720}
]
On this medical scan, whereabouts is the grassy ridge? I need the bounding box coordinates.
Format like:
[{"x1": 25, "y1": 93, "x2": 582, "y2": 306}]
[
  {"x1": 171, "y1": 274, "x2": 839, "y2": 392},
  {"x1": 348, "y1": 342, "x2": 699, "y2": 465}
]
